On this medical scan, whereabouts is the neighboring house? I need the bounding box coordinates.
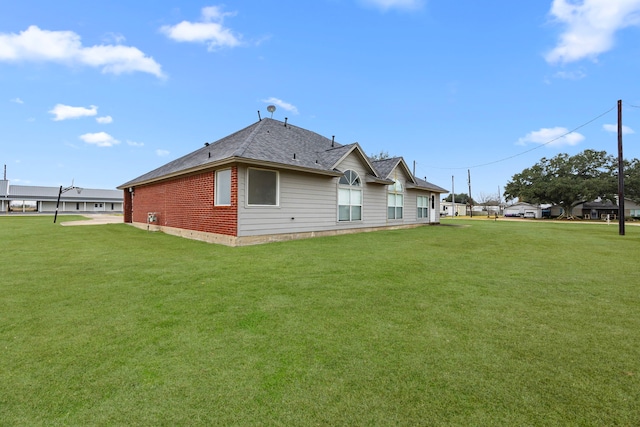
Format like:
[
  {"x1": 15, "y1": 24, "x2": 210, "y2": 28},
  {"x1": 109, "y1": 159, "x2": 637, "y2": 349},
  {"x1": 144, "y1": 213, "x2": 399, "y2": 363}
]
[
  {"x1": 503, "y1": 202, "x2": 542, "y2": 218},
  {"x1": 473, "y1": 204, "x2": 503, "y2": 216},
  {"x1": 575, "y1": 200, "x2": 618, "y2": 220},
  {"x1": 0, "y1": 180, "x2": 123, "y2": 214},
  {"x1": 440, "y1": 201, "x2": 468, "y2": 217},
  {"x1": 547, "y1": 198, "x2": 639, "y2": 219},
  {"x1": 625, "y1": 199, "x2": 640, "y2": 218},
  {"x1": 118, "y1": 118, "x2": 448, "y2": 246}
]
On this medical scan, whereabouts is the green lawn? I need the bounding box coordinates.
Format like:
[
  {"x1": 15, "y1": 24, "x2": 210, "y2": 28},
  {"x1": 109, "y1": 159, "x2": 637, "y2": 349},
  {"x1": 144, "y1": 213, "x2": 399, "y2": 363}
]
[{"x1": 1, "y1": 216, "x2": 639, "y2": 426}]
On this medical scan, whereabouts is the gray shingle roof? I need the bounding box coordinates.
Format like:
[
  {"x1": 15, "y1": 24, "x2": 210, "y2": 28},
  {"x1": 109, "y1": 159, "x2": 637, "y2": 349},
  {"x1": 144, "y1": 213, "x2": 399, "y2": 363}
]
[
  {"x1": 7, "y1": 185, "x2": 122, "y2": 201},
  {"x1": 119, "y1": 118, "x2": 448, "y2": 194},
  {"x1": 119, "y1": 118, "x2": 348, "y2": 188}
]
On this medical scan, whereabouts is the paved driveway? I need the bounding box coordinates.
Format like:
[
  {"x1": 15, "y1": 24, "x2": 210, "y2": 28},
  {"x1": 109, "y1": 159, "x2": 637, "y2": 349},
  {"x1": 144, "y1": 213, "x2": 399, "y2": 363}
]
[{"x1": 60, "y1": 214, "x2": 123, "y2": 226}]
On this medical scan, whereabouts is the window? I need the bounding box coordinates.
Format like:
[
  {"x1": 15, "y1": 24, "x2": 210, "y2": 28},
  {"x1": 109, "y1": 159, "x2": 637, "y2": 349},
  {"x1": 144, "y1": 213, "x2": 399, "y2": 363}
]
[
  {"x1": 417, "y1": 196, "x2": 428, "y2": 218},
  {"x1": 387, "y1": 179, "x2": 403, "y2": 219},
  {"x1": 247, "y1": 168, "x2": 278, "y2": 206},
  {"x1": 215, "y1": 169, "x2": 231, "y2": 206},
  {"x1": 338, "y1": 170, "x2": 362, "y2": 221}
]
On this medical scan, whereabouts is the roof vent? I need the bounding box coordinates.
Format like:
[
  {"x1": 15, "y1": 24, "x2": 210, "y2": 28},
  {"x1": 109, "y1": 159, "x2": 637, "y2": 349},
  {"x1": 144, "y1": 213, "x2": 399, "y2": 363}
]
[
  {"x1": 204, "y1": 142, "x2": 210, "y2": 146},
  {"x1": 331, "y1": 136, "x2": 335, "y2": 147}
]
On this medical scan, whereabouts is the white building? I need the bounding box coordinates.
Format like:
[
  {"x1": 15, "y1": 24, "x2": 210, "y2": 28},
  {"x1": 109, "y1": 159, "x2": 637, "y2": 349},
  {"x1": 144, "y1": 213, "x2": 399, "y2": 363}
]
[{"x1": 1, "y1": 180, "x2": 123, "y2": 214}]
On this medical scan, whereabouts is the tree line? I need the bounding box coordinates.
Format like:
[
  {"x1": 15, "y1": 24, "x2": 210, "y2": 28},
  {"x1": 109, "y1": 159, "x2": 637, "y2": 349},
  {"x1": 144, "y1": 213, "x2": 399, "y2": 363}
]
[{"x1": 504, "y1": 149, "x2": 640, "y2": 215}]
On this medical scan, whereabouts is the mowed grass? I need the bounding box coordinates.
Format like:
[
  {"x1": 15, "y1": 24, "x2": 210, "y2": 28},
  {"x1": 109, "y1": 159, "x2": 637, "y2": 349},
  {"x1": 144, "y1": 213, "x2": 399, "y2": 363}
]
[{"x1": 1, "y1": 216, "x2": 639, "y2": 426}]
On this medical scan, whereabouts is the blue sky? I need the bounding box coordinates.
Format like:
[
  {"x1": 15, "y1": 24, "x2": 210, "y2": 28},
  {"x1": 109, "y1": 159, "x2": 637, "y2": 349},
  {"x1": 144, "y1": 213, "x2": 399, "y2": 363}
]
[{"x1": 2, "y1": 0, "x2": 640, "y2": 200}]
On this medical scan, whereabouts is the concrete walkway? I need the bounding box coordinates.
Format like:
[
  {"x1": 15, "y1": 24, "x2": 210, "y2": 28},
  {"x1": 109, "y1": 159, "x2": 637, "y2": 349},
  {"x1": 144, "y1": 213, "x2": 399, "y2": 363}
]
[{"x1": 60, "y1": 214, "x2": 123, "y2": 226}]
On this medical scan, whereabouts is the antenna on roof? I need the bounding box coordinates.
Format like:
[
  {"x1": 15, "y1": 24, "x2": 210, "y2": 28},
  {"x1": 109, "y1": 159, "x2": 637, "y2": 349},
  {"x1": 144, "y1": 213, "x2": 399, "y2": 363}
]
[{"x1": 267, "y1": 105, "x2": 276, "y2": 118}]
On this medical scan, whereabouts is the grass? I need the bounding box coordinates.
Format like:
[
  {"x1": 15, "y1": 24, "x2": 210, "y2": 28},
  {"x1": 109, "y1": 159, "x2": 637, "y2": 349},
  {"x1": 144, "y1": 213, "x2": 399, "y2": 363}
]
[{"x1": 1, "y1": 215, "x2": 639, "y2": 425}]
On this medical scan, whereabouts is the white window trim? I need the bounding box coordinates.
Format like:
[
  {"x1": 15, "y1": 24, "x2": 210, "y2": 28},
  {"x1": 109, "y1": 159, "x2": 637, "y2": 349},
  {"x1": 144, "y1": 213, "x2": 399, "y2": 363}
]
[
  {"x1": 246, "y1": 167, "x2": 280, "y2": 207},
  {"x1": 417, "y1": 195, "x2": 429, "y2": 219},
  {"x1": 214, "y1": 168, "x2": 232, "y2": 206},
  {"x1": 388, "y1": 179, "x2": 404, "y2": 220},
  {"x1": 337, "y1": 170, "x2": 363, "y2": 222},
  {"x1": 338, "y1": 187, "x2": 363, "y2": 222}
]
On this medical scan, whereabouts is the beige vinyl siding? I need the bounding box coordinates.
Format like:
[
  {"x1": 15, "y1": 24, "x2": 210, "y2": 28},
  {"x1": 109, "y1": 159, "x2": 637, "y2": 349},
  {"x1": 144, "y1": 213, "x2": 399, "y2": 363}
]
[
  {"x1": 237, "y1": 166, "x2": 339, "y2": 237},
  {"x1": 236, "y1": 153, "x2": 440, "y2": 237}
]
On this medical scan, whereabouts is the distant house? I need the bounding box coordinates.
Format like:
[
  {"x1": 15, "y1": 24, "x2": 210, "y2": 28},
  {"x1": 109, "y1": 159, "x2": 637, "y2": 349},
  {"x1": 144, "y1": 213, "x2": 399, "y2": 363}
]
[
  {"x1": 440, "y1": 201, "x2": 468, "y2": 217},
  {"x1": 626, "y1": 199, "x2": 640, "y2": 218},
  {"x1": 503, "y1": 202, "x2": 542, "y2": 218},
  {"x1": 575, "y1": 200, "x2": 618, "y2": 220},
  {"x1": 546, "y1": 198, "x2": 640, "y2": 219},
  {"x1": 0, "y1": 180, "x2": 123, "y2": 214},
  {"x1": 118, "y1": 118, "x2": 448, "y2": 246}
]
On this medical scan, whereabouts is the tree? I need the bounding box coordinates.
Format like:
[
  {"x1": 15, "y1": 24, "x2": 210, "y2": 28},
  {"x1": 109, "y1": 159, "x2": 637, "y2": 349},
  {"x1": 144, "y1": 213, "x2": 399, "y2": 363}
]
[
  {"x1": 504, "y1": 149, "x2": 617, "y2": 218},
  {"x1": 369, "y1": 150, "x2": 391, "y2": 161},
  {"x1": 444, "y1": 193, "x2": 474, "y2": 204},
  {"x1": 625, "y1": 159, "x2": 640, "y2": 203},
  {"x1": 477, "y1": 192, "x2": 501, "y2": 206}
]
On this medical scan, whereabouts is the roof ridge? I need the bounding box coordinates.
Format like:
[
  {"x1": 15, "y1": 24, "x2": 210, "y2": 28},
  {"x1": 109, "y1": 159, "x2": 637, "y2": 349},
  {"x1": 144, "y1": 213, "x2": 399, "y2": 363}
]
[{"x1": 232, "y1": 119, "x2": 266, "y2": 157}]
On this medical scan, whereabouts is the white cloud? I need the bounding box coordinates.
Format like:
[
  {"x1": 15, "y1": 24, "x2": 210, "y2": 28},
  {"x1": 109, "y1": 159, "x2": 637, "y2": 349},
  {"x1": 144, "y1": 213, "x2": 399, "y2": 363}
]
[
  {"x1": 96, "y1": 115, "x2": 113, "y2": 124},
  {"x1": 11, "y1": 97, "x2": 24, "y2": 104},
  {"x1": 261, "y1": 97, "x2": 299, "y2": 115},
  {"x1": 160, "y1": 6, "x2": 242, "y2": 50},
  {"x1": 0, "y1": 25, "x2": 164, "y2": 78},
  {"x1": 156, "y1": 149, "x2": 170, "y2": 157},
  {"x1": 358, "y1": 0, "x2": 424, "y2": 11},
  {"x1": 102, "y1": 32, "x2": 126, "y2": 44},
  {"x1": 603, "y1": 123, "x2": 635, "y2": 134},
  {"x1": 546, "y1": 0, "x2": 640, "y2": 64},
  {"x1": 517, "y1": 127, "x2": 585, "y2": 147},
  {"x1": 79, "y1": 132, "x2": 120, "y2": 147},
  {"x1": 49, "y1": 104, "x2": 97, "y2": 121},
  {"x1": 553, "y1": 69, "x2": 587, "y2": 80},
  {"x1": 127, "y1": 140, "x2": 144, "y2": 147}
]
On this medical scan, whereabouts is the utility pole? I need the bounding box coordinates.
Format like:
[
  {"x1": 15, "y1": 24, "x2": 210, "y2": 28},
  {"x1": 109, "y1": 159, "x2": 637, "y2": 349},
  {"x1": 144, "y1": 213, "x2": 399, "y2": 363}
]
[
  {"x1": 617, "y1": 99, "x2": 625, "y2": 235},
  {"x1": 451, "y1": 176, "x2": 455, "y2": 218},
  {"x1": 467, "y1": 169, "x2": 472, "y2": 218}
]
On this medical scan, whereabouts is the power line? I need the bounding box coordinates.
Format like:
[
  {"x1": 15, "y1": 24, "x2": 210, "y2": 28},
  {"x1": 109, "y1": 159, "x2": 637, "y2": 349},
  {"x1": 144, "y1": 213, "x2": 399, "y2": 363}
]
[{"x1": 419, "y1": 103, "x2": 617, "y2": 171}]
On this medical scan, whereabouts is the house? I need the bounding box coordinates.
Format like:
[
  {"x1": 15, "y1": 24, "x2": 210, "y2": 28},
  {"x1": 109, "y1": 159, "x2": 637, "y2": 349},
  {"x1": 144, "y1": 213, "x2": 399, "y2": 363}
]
[
  {"x1": 503, "y1": 202, "x2": 542, "y2": 218},
  {"x1": 625, "y1": 199, "x2": 640, "y2": 218},
  {"x1": 541, "y1": 198, "x2": 640, "y2": 220},
  {"x1": 440, "y1": 201, "x2": 468, "y2": 217},
  {"x1": 118, "y1": 118, "x2": 448, "y2": 246},
  {"x1": 575, "y1": 200, "x2": 619, "y2": 220},
  {"x1": 0, "y1": 179, "x2": 123, "y2": 214}
]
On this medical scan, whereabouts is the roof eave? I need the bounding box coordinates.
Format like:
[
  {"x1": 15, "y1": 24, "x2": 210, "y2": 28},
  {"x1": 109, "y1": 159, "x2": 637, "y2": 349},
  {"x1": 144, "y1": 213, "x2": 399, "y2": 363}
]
[
  {"x1": 365, "y1": 174, "x2": 395, "y2": 185},
  {"x1": 117, "y1": 156, "x2": 343, "y2": 189}
]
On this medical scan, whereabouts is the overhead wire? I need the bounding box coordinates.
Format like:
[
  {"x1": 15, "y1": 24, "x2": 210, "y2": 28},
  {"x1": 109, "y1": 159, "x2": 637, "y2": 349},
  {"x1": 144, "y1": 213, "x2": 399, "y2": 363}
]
[{"x1": 417, "y1": 103, "x2": 617, "y2": 173}]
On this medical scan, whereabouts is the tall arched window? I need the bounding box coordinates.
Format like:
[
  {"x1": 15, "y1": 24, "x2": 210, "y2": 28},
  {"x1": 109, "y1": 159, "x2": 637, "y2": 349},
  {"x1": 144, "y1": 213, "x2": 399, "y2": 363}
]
[
  {"x1": 338, "y1": 170, "x2": 362, "y2": 221},
  {"x1": 388, "y1": 179, "x2": 403, "y2": 219}
]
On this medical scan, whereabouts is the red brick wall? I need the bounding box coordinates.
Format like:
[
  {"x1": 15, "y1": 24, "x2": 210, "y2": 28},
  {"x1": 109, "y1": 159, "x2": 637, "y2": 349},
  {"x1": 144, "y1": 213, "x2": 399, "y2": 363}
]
[
  {"x1": 130, "y1": 167, "x2": 238, "y2": 236},
  {"x1": 123, "y1": 189, "x2": 132, "y2": 223}
]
